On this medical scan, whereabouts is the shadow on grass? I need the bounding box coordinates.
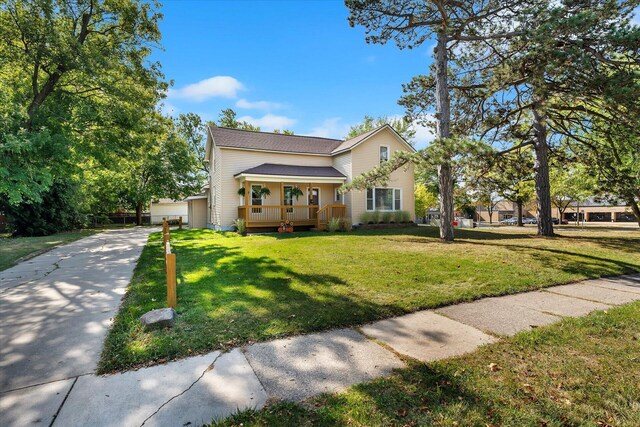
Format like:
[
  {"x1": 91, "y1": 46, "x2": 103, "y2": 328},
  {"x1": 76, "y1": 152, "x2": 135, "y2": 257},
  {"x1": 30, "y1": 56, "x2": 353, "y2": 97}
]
[{"x1": 99, "y1": 239, "x2": 403, "y2": 372}]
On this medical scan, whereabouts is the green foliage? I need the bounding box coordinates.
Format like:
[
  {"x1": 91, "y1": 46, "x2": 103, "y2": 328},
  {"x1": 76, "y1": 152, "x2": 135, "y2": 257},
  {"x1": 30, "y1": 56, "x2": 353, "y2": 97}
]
[
  {"x1": 0, "y1": 0, "x2": 166, "y2": 206},
  {"x1": 346, "y1": 115, "x2": 415, "y2": 143},
  {"x1": 327, "y1": 217, "x2": 341, "y2": 232},
  {"x1": 359, "y1": 211, "x2": 373, "y2": 224},
  {"x1": 233, "y1": 218, "x2": 246, "y2": 236},
  {"x1": 175, "y1": 113, "x2": 208, "y2": 178},
  {"x1": 414, "y1": 184, "x2": 438, "y2": 218},
  {"x1": 1, "y1": 179, "x2": 85, "y2": 236},
  {"x1": 339, "y1": 217, "x2": 353, "y2": 231},
  {"x1": 216, "y1": 108, "x2": 261, "y2": 131},
  {"x1": 381, "y1": 212, "x2": 393, "y2": 223}
]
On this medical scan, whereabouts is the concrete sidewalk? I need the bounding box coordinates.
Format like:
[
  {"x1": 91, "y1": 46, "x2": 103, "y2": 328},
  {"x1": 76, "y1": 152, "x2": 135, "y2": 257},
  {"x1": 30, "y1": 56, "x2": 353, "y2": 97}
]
[{"x1": 2, "y1": 271, "x2": 639, "y2": 426}]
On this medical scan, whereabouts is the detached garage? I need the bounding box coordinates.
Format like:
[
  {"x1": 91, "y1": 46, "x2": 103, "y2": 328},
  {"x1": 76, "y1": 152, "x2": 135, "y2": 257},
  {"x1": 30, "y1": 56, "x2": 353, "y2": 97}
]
[
  {"x1": 149, "y1": 199, "x2": 188, "y2": 224},
  {"x1": 186, "y1": 194, "x2": 208, "y2": 229}
]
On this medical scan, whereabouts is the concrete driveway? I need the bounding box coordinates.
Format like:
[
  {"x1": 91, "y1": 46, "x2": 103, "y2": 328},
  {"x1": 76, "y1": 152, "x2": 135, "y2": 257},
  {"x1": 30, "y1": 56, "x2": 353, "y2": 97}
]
[{"x1": 0, "y1": 227, "x2": 155, "y2": 392}]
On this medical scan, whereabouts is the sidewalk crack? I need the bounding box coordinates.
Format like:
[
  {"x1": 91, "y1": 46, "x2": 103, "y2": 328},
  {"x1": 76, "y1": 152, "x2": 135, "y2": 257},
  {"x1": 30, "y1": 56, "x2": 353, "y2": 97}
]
[{"x1": 139, "y1": 353, "x2": 222, "y2": 426}]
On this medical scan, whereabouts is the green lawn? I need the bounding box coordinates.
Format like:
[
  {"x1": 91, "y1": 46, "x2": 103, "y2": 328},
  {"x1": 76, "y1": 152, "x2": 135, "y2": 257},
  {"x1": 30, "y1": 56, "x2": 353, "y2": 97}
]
[
  {"x1": 98, "y1": 226, "x2": 640, "y2": 373},
  {"x1": 215, "y1": 301, "x2": 640, "y2": 427},
  {"x1": 0, "y1": 230, "x2": 96, "y2": 271}
]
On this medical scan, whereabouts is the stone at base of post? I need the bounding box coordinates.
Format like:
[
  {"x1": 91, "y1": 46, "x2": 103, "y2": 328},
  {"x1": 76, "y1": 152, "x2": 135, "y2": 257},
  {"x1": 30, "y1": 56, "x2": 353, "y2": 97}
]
[{"x1": 140, "y1": 308, "x2": 176, "y2": 330}]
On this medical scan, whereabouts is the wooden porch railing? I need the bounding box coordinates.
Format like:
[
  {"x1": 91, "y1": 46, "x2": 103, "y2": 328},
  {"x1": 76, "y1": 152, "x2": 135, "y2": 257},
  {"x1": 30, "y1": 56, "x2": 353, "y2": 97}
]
[
  {"x1": 317, "y1": 204, "x2": 347, "y2": 229},
  {"x1": 238, "y1": 204, "x2": 346, "y2": 229}
]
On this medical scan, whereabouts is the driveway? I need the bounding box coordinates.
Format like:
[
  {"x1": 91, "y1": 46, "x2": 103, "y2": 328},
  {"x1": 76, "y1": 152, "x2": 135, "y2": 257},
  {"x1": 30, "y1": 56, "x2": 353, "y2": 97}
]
[{"x1": 0, "y1": 227, "x2": 155, "y2": 392}]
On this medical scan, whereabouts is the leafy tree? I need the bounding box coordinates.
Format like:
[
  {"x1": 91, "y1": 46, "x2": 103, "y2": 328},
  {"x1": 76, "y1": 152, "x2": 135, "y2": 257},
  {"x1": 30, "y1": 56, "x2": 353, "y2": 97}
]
[
  {"x1": 0, "y1": 0, "x2": 165, "y2": 208},
  {"x1": 216, "y1": 108, "x2": 261, "y2": 131},
  {"x1": 175, "y1": 113, "x2": 208, "y2": 178},
  {"x1": 549, "y1": 164, "x2": 595, "y2": 223},
  {"x1": 100, "y1": 113, "x2": 203, "y2": 225},
  {"x1": 1, "y1": 179, "x2": 85, "y2": 236},
  {"x1": 346, "y1": 0, "x2": 520, "y2": 241},
  {"x1": 445, "y1": 0, "x2": 640, "y2": 236},
  {"x1": 273, "y1": 129, "x2": 295, "y2": 135},
  {"x1": 561, "y1": 112, "x2": 640, "y2": 226},
  {"x1": 346, "y1": 115, "x2": 415, "y2": 142},
  {"x1": 468, "y1": 147, "x2": 535, "y2": 226},
  {"x1": 414, "y1": 184, "x2": 438, "y2": 222}
]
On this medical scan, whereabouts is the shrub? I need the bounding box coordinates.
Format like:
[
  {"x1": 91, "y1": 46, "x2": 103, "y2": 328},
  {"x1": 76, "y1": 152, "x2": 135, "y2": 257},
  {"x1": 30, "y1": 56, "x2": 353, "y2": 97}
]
[
  {"x1": 393, "y1": 210, "x2": 404, "y2": 223},
  {"x1": 233, "y1": 218, "x2": 246, "y2": 236},
  {"x1": 359, "y1": 211, "x2": 373, "y2": 224},
  {"x1": 327, "y1": 217, "x2": 341, "y2": 232},
  {"x1": 339, "y1": 218, "x2": 352, "y2": 232},
  {"x1": 370, "y1": 210, "x2": 381, "y2": 224},
  {"x1": 382, "y1": 212, "x2": 393, "y2": 224},
  {"x1": 402, "y1": 210, "x2": 412, "y2": 223}
]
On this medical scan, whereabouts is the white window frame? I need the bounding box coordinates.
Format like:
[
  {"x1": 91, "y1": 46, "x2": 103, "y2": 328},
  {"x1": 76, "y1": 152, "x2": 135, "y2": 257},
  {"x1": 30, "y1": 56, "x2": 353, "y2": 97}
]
[
  {"x1": 379, "y1": 145, "x2": 390, "y2": 164},
  {"x1": 366, "y1": 187, "x2": 402, "y2": 211},
  {"x1": 335, "y1": 187, "x2": 341, "y2": 203}
]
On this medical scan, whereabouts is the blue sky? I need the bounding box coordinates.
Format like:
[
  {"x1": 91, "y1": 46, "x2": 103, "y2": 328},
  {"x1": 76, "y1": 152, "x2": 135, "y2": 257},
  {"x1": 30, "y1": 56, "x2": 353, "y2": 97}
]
[{"x1": 156, "y1": 1, "x2": 640, "y2": 150}]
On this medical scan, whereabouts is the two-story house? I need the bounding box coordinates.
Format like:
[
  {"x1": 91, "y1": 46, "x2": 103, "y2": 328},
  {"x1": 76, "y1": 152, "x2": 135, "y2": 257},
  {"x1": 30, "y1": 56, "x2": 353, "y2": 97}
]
[{"x1": 187, "y1": 124, "x2": 416, "y2": 231}]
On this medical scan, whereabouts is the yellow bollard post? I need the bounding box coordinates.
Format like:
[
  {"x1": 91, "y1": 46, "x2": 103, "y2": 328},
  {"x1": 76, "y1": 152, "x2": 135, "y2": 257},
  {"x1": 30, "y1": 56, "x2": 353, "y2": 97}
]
[{"x1": 166, "y1": 252, "x2": 177, "y2": 308}]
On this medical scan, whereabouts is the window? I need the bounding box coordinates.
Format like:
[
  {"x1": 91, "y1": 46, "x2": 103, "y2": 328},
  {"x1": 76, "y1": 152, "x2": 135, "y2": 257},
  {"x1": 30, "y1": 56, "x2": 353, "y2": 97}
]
[
  {"x1": 251, "y1": 184, "x2": 263, "y2": 213},
  {"x1": 367, "y1": 188, "x2": 402, "y2": 211},
  {"x1": 283, "y1": 186, "x2": 293, "y2": 206},
  {"x1": 379, "y1": 146, "x2": 389, "y2": 163},
  {"x1": 335, "y1": 188, "x2": 341, "y2": 202},
  {"x1": 283, "y1": 186, "x2": 293, "y2": 213}
]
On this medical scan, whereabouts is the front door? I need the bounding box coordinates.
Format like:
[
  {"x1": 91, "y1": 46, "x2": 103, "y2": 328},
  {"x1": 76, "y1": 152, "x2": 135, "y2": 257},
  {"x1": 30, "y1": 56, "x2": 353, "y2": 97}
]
[{"x1": 308, "y1": 187, "x2": 319, "y2": 219}]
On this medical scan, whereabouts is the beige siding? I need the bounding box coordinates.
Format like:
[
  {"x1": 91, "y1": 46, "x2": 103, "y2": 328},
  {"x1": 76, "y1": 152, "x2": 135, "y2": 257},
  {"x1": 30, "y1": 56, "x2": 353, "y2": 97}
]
[
  {"x1": 332, "y1": 152, "x2": 352, "y2": 218},
  {"x1": 350, "y1": 129, "x2": 415, "y2": 224},
  {"x1": 218, "y1": 148, "x2": 333, "y2": 227},
  {"x1": 210, "y1": 146, "x2": 223, "y2": 228},
  {"x1": 189, "y1": 199, "x2": 207, "y2": 228}
]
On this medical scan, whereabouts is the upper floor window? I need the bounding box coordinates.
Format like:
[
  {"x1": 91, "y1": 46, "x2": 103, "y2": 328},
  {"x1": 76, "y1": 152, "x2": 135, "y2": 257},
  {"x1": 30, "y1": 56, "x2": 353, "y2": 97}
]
[{"x1": 379, "y1": 146, "x2": 389, "y2": 163}]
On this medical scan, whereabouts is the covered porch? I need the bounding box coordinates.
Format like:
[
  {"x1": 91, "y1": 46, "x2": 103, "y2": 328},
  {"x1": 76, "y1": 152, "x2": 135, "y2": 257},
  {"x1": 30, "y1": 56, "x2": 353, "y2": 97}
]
[{"x1": 234, "y1": 164, "x2": 348, "y2": 230}]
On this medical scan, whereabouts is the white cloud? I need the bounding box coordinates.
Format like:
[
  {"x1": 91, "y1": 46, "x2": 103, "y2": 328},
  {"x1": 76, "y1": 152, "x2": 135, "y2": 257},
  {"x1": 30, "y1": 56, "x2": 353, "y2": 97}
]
[
  {"x1": 235, "y1": 98, "x2": 283, "y2": 111},
  {"x1": 238, "y1": 114, "x2": 296, "y2": 130},
  {"x1": 168, "y1": 76, "x2": 244, "y2": 101},
  {"x1": 309, "y1": 117, "x2": 353, "y2": 139},
  {"x1": 411, "y1": 119, "x2": 437, "y2": 150}
]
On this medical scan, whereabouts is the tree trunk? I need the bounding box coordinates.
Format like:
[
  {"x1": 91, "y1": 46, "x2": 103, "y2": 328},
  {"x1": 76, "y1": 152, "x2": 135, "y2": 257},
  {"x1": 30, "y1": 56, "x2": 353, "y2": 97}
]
[
  {"x1": 488, "y1": 206, "x2": 493, "y2": 224},
  {"x1": 517, "y1": 199, "x2": 524, "y2": 227},
  {"x1": 532, "y1": 103, "x2": 554, "y2": 236},
  {"x1": 435, "y1": 31, "x2": 454, "y2": 241},
  {"x1": 627, "y1": 197, "x2": 640, "y2": 228},
  {"x1": 136, "y1": 202, "x2": 143, "y2": 226}
]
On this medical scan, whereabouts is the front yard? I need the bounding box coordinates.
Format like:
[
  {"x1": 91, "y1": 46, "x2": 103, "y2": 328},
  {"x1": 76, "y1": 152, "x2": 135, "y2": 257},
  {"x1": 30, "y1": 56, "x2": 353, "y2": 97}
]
[
  {"x1": 216, "y1": 301, "x2": 640, "y2": 426},
  {"x1": 0, "y1": 230, "x2": 96, "y2": 271},
  {"x1": 99, "y1": 226, "x2": 640, "y2": 373}
]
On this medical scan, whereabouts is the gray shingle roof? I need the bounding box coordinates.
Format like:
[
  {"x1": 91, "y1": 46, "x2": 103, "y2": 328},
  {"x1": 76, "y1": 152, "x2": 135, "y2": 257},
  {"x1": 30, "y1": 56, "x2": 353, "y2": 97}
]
[
  {"x1": 210, "y1": 126, "x2": 343, "y2": 155},
  {"x1": 234, "y1": 163, "x2": 346, "y2": 178}
]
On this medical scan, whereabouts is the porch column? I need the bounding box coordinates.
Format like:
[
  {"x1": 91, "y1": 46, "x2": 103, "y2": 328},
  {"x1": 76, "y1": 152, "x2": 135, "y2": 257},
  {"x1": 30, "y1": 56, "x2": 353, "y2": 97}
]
[
  {"x1": 243, "y1": 180, "x2": 250, "y2": 228},
  {"x1": 280, "y1": 182, "x2": 285, "y2": 222}
]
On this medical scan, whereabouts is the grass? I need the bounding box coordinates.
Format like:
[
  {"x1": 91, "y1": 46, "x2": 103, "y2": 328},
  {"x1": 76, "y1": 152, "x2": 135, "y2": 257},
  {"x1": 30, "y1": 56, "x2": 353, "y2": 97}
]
[
  {"x1": 98, "y1": 226, "x2": 640, "y2": 373},
  {"x1": 0, "y1": 230, "x2": 96, "y2": 271},
  {"x1": 214, "y1": 301, "x2": 640, "y2": 427}
]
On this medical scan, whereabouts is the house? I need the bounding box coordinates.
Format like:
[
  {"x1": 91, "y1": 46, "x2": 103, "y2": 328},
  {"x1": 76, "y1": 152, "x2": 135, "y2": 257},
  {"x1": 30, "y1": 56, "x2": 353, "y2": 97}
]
[
  {"x1": 189, "y1": 124, "x2": 416, "y2": 230},
  {"x1": 149, "y1": 198, "x2": 188, "y2": 224}
]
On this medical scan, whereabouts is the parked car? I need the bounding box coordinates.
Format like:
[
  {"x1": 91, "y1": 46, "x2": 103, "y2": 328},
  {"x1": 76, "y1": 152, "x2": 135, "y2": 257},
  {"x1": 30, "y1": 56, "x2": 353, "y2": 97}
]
[
  {"x1": 552, "y1": 217, "x2": 560, "y2": 224},
  {"x1": 522, "y1": 217, "x2": 537, "y2": 224},
  {"x1": 500, "y1": 217, "x2": 518, "y2": 225}
]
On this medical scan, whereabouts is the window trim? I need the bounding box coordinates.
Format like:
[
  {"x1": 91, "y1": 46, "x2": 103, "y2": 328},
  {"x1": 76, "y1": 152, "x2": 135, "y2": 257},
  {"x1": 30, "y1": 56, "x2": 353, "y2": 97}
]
[
  {"x1": 366, "y1": 187, "x2": 402, "y2": 212},
  {"x1": 308, "y1": 186, "x2": 321, "y2": 206},
  {"x1": 335, "y1": 187, "x2": 341, "y2": 203},
  {"x1": 379, "y1": 145, "x2": 390, "y2": 164}
]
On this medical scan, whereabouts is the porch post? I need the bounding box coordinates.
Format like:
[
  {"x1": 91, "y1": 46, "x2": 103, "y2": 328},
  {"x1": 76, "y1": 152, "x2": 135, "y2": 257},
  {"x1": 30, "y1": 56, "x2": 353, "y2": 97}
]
[
  {"x1": 244, "y1": 180, "x2": 250, "y2": 228},
  {"x1": 280, "y1": 182, "x2": 285, "y2": 222}
]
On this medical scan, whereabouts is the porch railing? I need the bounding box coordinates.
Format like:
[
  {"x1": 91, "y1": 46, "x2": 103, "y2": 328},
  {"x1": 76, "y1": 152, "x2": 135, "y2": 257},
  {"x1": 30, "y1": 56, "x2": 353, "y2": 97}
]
[
  {"x1": 237, "y1": 204, "x2": 346, "y2": 228},
  {"x1": 317, "y1": 204, "x2": 348, "y2": 229}
]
